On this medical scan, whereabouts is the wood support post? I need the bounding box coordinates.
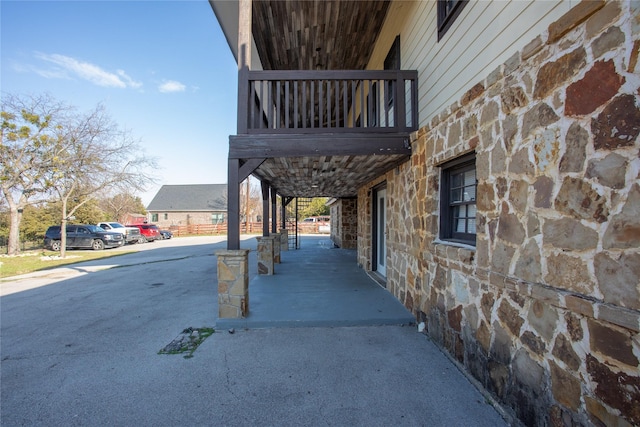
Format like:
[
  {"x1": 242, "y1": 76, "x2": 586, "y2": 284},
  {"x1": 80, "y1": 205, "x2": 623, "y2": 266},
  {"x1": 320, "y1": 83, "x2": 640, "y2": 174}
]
[
  {"x1": 227, "y1": 158, "x2": 240, "y2": 250},
  {"x1": 261, "y1": 180, "x2": 270, "y2": 236},
  {"x1": 271, "y1": 187, "x2": 278, "y2": 234}
]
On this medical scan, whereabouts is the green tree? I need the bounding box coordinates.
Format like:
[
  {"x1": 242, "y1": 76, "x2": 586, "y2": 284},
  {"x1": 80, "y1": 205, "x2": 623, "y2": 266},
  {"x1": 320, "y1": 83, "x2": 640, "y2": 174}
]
[
  {"x1": 18, "y1": 204, "x2": 56, "y2": 242},
  {"x1": 301, "y1": 197, "x2": 330, "y2": 218},
  {"x1": 1, "y1": 93, "x2": 70, "y2": 254}
]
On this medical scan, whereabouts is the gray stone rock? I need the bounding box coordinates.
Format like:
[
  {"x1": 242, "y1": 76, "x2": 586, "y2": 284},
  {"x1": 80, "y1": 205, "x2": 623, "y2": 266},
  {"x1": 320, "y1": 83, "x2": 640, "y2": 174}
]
[
  {"x1": 543, "y1": 218, "x2": 599, "y2": 250},
  {"x1": 522, "y1": 103, "x2": 560, "y2": 139},
  {"x1": 514, "y1": 239, "x2": 542, "y2": 283},
  {"x1": 555, "y1": 177, "x2": 609, "y2": 223},
  {"x1": 502, "y1": 114, "x2": 518, "y2": 152},
  {"x1": 528, "y1": 300, "x2": 559, "y2": 341},
  {"x1": 498, "y1": 299, "x2": 524, "y2": 336},
  {"x1": 501, "y1": 86, "x2": 529, "y2": 114},
  {"x1": 592, "y1": 26, "x2": 625, "y2": 59},
  {"x1": 509, "y1": 147, "x2": 535, "y2": 175},
  {"x1": 595, "y1": 252, "x2": 640, "y2": 310},
  {"x1": 448, "y1": 120, "x2": 461, "y2": 148},
  {"x1": 552, "y1": 334, "x2": 581, "y2": 371},
  {"x1": 509, "y1": 180, "x2": 529, "y2": 213},
  {"x1": 545, "y1": 253, "x2": 594, "y2": 294},
  {"x1": 586, "y1": 153, "x2": 627, "y2": 189},
  {"x1": 497, "y1": 212, "x2": 526, "y2": 246},
  {"x1": 533, "y1": 176, "x2": 554, "y2": 208},
  {"x1": 513, "y1": 348, "x2": 545, "y2": 393},
  {"x1": 550, "y1": 360, "x2": 581, "y2": 411},
  {"x1": 526, "y1": 213, "x2": 541, "y2": 237},
  {"x1": 491, "y1": 321, "x2": 513, "y2": 364},
  {"x1": 603, "y1": 184, "x2": 640, "y2": 249},
  {"x1": 521, "y1": 330, "x2": 546, "y2": 355},
  {"x1": 491, "y1": 142, "x2": 507, "y2": 175},
  {"x1": 481, "y1": 100, "x2": 500, "y2": 127},
  {"x1": 559, "y1": 122, "x2": 589, "y2": 173},
  {"x1": 492, "y1": 240, "x2": 516, "y2": 275}
]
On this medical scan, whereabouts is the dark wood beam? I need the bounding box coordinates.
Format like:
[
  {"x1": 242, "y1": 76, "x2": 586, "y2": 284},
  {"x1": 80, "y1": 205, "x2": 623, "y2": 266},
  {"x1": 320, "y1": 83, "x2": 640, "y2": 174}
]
[
  {"x1": 227, "y1": 158, "x2": 240, "y2": 250},
  {"x1": 239, "y1": 158, "x2": 265, "y2": 182},
  {"x1": 261, "y1": 180, "x2": 270, "y2": 236},
  {"x1": 270, "y1": 187, "x2": 278, "y2": 234},
  {"x1": 229, "y1": 133, "x2": 411, "y2": 158},
  {"x1": 237, "y1": 0, "x2": 251, "y2": 134}
]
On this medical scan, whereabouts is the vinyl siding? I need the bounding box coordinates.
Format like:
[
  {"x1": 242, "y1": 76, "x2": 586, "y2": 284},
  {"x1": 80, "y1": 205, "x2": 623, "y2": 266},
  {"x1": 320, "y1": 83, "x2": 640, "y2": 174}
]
[{"x1": 369, "y1": 0, "x2": 577, "y2": 127}]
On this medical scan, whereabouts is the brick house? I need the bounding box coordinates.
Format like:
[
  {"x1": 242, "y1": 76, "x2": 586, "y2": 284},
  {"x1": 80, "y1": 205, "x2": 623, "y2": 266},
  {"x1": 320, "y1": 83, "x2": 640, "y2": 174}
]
[
  {"x1": 211, "y1": 1, "x2": 639, "y2": 425},
  {"x1": 146, "y1": 184, "x2": 227, "y2": 229}
]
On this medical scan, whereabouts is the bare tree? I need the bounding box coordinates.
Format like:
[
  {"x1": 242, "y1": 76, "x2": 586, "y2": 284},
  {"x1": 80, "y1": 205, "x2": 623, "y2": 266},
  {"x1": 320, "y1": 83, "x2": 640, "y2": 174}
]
[
  {"x1": 45, "y1": 103, "x2": 157, "y2": 257},
  {"x1": 1, "y1": 93, "x2": 71, "y2": 255},
  {"x1": 99, "y1": 192, "x2": 147, "y2": 223},
  {"x1": 240, "y1": 176, "x2": 262, "y2": 223}
]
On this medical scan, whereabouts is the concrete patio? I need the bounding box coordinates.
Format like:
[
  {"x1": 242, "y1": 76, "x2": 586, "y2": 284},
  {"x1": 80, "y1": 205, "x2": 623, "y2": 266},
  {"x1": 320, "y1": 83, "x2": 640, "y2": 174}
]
[{"x1": 216, "y1": 235, "x2": 415, "y2": 330}]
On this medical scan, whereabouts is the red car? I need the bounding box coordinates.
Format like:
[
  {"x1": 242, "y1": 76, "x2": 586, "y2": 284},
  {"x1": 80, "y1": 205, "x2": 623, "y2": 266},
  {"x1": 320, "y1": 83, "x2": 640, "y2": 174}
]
[{"x1": 126, "y1": 223, "x2": 161, "y2": 242}]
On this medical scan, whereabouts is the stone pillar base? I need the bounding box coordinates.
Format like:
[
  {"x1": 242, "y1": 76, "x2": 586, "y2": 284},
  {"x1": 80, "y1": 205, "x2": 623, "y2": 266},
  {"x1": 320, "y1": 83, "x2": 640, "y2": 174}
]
[
  {"x1": 273, "y1": 234, "x2": 281, "y2": 264},
  {"x1": 215, "y1": 249, "x2": 249, "y2": 318},
  {"x1": 256, "y1": 236, "x2": 275, "y2": 275},
  {"x1": 280, "y1": 228, "x2": 289, "y2": 251}
]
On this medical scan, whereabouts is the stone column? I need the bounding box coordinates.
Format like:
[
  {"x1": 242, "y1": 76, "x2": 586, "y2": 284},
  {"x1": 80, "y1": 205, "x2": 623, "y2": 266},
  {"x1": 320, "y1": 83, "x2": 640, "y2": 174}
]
[
  {"x1": 280, "y1": 228, "x2": 289, "y2": 251},
  {"x1": 256, "y1": 236, "x2": 275, "y2": 275},
  {"x1": 273, "y1": 234, "x2": 281, "y2": 264},
  {"x1": 215, "y1": 249, "x2": 249, "y2": 318}
]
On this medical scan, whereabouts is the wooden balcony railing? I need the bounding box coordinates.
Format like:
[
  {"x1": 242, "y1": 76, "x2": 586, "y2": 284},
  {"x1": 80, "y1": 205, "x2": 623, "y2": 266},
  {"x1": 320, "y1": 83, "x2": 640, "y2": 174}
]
[{"x1": 239, "y1": 70, "x2": 418, "y2": 135}]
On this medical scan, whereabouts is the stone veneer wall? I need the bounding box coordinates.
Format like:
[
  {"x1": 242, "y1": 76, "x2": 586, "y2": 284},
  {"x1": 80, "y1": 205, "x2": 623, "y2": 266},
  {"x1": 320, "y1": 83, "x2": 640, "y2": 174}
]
[
  {"x1": 357, "y1": 2, "x2": 639, "y2": 425},
  {"x1": 330, "y1": 198, "x2": 358, "y2": 249}
]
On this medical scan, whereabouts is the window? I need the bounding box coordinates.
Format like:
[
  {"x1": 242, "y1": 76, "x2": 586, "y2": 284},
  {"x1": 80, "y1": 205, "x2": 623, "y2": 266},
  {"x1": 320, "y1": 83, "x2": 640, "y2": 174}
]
[
  {"x1": 384, "y1": 36, "x2": 400, "y2": 108},
  {"x1": 437, "y1": 0, "x2": 468, "y2": 41},
  {"x1": 212, "y1": 213, "x2": 226, "y2": 223},
  {"x1": 440, "y1": 153, "x2": 476, "y2": 245},
  {"x1": 151, "y1": 213, "x2": 158, "y2": 222},
  {"x1": 164, "y1": 213, "x2": 168, "y2": 220}
]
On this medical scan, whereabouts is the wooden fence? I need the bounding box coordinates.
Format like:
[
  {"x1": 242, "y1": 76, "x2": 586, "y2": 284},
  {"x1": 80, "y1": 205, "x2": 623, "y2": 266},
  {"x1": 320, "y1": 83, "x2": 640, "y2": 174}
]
[{"x1": 168, "y1": 222, "x2": 330, "y2": 237}]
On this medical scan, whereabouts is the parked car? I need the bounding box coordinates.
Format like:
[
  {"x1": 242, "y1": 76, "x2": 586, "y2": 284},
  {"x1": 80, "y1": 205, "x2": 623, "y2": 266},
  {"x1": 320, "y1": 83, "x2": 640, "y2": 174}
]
[
  {"x1": 300, "y1": 216, "x2": 330, "y2": 233},
  {"x1": 44, "y1": 225, "x2": 125, "y2": 251},
  {"x1": 301, "y1": 216, "x2": 330, "y2": 223},
  {"x1": 96, "y1": 222, "x2": 142, "y2": 244},
  {"x1": 160, "y1": 229, "x2": 173, "y2": 239},
  {"x1": 126, "y1": 223, "x2": 161, "y2": 242}
]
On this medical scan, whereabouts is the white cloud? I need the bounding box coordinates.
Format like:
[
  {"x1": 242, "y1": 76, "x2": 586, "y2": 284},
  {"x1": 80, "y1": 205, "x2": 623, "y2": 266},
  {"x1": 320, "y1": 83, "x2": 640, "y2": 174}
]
[
  {"x1": 158, "y1": 80, "x2": 186, "y2": 93},
  {"x1": 34, "y1": 52, "x2": 142, "y2": 89},
  {"x1": 117, "y1": 69, "x2": 143, "y2": 89}
]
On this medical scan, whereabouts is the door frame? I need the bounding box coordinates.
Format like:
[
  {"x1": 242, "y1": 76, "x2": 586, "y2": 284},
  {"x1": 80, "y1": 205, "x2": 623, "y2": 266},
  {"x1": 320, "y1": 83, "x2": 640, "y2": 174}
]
[{"x1": 371, "y1": 183, "x2": 387, "y2": 278}]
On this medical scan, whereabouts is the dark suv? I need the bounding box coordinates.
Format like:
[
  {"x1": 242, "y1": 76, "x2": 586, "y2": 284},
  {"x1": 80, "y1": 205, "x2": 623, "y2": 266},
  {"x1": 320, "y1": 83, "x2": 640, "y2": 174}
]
[
  {"x1": 44, "y1": 225, "x2": 125, "y2": 251},
  {"x1": 126, "y1": 224, "x2": 161, "y2": 242}
]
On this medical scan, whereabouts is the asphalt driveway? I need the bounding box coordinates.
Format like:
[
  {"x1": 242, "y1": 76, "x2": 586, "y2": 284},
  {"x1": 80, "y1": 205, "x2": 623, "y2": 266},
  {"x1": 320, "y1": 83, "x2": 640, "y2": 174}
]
[{"x1": 1, "y1": 236, "x2": 509, "y2": 426}]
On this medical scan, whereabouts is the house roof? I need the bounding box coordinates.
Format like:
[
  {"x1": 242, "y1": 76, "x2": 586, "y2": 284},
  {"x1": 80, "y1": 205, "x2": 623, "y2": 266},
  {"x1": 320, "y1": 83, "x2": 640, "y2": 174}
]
[{"x1": 147, "y1": 184, "x2": 228, "y2": 212}]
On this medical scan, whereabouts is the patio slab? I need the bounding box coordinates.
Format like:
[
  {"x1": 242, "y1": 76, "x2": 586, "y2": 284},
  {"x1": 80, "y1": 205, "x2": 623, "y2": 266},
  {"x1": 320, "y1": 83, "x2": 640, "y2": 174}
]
[{"x1": 217, "y1": 236, "x2": 415, "y2": 329}]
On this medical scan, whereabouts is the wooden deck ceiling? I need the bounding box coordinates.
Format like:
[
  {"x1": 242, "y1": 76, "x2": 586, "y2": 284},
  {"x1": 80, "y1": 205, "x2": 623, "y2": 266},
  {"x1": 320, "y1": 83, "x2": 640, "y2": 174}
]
[
  {"x1": 248, "y1": 154, "x2": 408, "y2": 198},
  {"x1": 251, "y1": 0, "x2": 391, "y2": 71}
]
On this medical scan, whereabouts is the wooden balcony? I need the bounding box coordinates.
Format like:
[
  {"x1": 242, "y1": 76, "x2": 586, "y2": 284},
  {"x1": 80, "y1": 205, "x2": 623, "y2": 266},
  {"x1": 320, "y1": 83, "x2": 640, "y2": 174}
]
[
  {"x1": 229, "y1": 69, "x2": 419, "y2": 200},
  {"x1": 239, "y1": 69, "x2": 418, "y2": 135}
]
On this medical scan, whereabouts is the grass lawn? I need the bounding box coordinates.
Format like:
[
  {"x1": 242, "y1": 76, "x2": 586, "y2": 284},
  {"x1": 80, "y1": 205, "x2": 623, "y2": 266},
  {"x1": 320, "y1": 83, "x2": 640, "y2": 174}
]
[{"x1": 0, "y1": 250, "x2": 133, "y2": 279}]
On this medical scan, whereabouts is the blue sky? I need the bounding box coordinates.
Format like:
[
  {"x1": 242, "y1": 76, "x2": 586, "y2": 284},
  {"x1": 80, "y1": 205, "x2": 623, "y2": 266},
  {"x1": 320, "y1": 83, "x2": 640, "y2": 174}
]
[{"x1": 1, "y1": 0, "x2": 238, "y2": 206}]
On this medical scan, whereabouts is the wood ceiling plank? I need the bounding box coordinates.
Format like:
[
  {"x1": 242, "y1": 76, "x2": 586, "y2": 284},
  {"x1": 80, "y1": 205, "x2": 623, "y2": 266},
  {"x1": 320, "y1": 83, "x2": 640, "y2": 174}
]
[{"x1": 252, "y1": 0, "x2": 390, "y2": 71}]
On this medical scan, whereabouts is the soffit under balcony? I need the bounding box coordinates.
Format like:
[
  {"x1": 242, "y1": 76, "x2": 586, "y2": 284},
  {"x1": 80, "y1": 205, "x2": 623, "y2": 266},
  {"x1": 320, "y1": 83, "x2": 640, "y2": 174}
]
[
  {"x1": 248, "y1": 153, "x2": 408, "y2": 198},
  {"x1": 251, "y1": 0, "x2": 391, "y2": 71}
]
